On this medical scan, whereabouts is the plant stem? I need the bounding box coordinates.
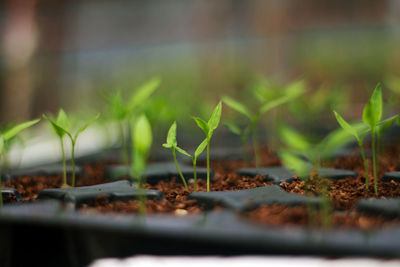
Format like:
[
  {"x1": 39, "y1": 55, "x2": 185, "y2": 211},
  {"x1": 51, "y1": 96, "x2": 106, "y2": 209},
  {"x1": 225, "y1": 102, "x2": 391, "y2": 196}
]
[
  {"x1": 372, "y1": 129, "x2": 378, "y2": 196},
  {"x1": 172, "y1": 148, "x2": 189, "y2": 191},
  {"x1": 193, "y1": 159, "x2": 198, "y2": 192},
  {"x1": 206, "y1": 141, "x2": 210, "y2": 192},
  {"x1": 120, "y1": 121, "x2": 129, "y2": 165},
  {"x1": 137, "y1": 177, "x2": 146, "y2": 215},
  {"x1": 241, "y1": 136, "x2": 249, "y2": 167},
  {"x1": 359, "y1": 140, "x2": 369, "y2": 189},
  {"x1": 0, "y1": 159, "x2": 3, "y2": 207},
  {"x1": 71, "y1": 141, "x2": 76, "y2": 187},
  {"x1": 60, "y1": 138, "x2": 67, "y2": 185},
  {"x1": 252, "y1": 130, "x2": 260, "y2": 168}
]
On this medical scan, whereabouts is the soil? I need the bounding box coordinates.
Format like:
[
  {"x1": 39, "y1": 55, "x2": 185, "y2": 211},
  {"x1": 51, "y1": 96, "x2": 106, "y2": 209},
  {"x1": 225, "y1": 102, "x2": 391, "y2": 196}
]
[
  {"x1": 244, "y1": 204, "x2": 400, "y2": 230},
  {"x1": 80, "y1": 174, "x2": 272, "y2": 214},
  {"x1": 4, "y1": 146, "x2": 400, "y2": 230},
  {"x1": 2, "y1": 162, "x2": 118, "y2": 201}
]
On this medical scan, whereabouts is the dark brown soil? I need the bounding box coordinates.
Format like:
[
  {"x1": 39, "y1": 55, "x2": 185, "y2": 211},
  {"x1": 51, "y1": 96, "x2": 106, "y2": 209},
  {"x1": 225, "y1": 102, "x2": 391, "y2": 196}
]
[
  {"x1": 80, "y1": 174, "x2": 272, "y2": 214},
  {"x1": 245, "y1": 204, "x2": 400, "y2": 230},
  {"x1": 2, "y1": 162, "x2": 118, "y2": 201}
]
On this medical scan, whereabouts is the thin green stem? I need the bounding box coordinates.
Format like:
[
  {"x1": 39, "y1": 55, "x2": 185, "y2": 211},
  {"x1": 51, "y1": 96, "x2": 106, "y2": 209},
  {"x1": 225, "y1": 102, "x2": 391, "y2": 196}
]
[
  {"x1": 193, "y1": 159, "x2": 198, "y2": 192},
  {"x1": 359, "y1": 144, "x2": 369, "y2": 189},
  {"x1": 120, "y1": 121, "x2": 129, "y2": 165},
  {"x1": 241, "y1": 136, "x2": 249, "y2": 167},
  {"x1": 372, "y1": 129, "x2": 378, "y2": 196},
  {"x1": 71, "y1": 141, "x2": 76, "y2": 187},
  {"x1": 206, "y1": 141, "x2": 210, "y2": 192},
  {"x1": 252, "y1": 129, "x2": 260, "y2": 168},
  {"x1": 60, "y1": 138, "x2": 67, "y2": 185},
  {"x1": 173, "y1": 148, "x2": 189, "y2": 191},
  {"x1": 0, "y1": 158, "x2": 3, "y2": 207}
]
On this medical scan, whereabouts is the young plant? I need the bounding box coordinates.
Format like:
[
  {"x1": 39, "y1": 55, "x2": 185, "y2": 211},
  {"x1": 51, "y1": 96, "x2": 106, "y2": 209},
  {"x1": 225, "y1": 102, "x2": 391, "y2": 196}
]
[
  {"x1": 0, "y1": 118, "x2": 40, "y2": 206},
  {"x1": 192, "y1": 101, "x2": 222, "y2": 192},
  {"x1": 223, "y1": 80, "x2": 305, "y2": 167},
  {"x1": 104, "y1": 77, "x2": 161, "y2": 164},
  {"x1": 44, "y1": 110, "x2": 100, "y2": 187},
  {"x1": 334, "y1": 83, "x2": 397, "y2": 195},
  {"x1": 130, "y1": 114, "x2": 152, "y2": 214},
  {"x1": 163, "y1": 121, "x2": 207, "y2": 192}
]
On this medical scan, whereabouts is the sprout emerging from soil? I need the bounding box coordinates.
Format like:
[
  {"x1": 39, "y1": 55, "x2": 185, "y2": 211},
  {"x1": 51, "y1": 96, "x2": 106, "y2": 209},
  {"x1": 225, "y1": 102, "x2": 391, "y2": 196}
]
[
  {"x1": 131, "y1": 114, "x2": 152, "y2": 214},
  {"x1": 333, "y1": 83, "x2": 397, "y2": 195},
  {"x1": 44, "y1": 110, "x2": 100, "y2": 187},
  {"x1": 0, "y1": 118, "x2": 40, "y2": 206},
  {"x1": 163, "y1": 121, "x2": 207, "y2": 192},
  {"x1": 192, "y1": 101, "x2": 222, "y2": 192},
  {"x1": 223, "y1": 80, "x2": 305, "y2": 167},
  {"x1": 104, "y1": 77, "x2": 161, "y2": 164}
]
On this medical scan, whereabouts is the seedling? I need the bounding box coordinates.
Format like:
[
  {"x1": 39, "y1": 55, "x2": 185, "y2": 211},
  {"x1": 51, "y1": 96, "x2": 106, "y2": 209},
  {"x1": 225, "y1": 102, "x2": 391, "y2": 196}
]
[
  {"x1": 163, "y1": 121, "x2": 207, "y2": 192},
  {"x1": 131, "y1": 114, "x2": 152, "y2": 214},
  {"x1": 44, "y1": 110, "x2": 100, "y2": 187},
  {"x1": 0, "y1": 118, "x2": 40, "y2": 206},
  {"x1": 223, "y1": 80, "x2": 305, "y2": 167},
  {"x1": 104, "y1": 77, "x2": 161, "y2": 164},
  {"x1": 334, "y1": 83, "x2": 397, "y2": 195},
  {"x1": 192, "y1": 101, "x2": 222, "y2": 192}
]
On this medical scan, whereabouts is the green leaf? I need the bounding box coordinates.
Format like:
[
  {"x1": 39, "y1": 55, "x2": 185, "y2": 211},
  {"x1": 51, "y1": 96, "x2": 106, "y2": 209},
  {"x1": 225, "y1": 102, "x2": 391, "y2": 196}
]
[
  {"x1": 3, "y1": 118, "x2": 41, "y2": 141},
  {"x1": 222, "y1": 96, "x2": 252, "y2": 119},
  {"x1": 192, "y1": 117, "x2": 209, "y2": 135},
  {"x1": 208, "y1": 101, "x2": 222, "y2": 132},
  {"x1": 259, "y1": 95, "x2": 290, "y2": 114},
  {"x1": 285, "y1": 80, "x2": 306, "y2": 99},
  {"x1": 166, "y1": 121, "x2": 177, "y2": 147},
  {"x1": 110, "y1": 91, "x2": 127, "y2": 120},
  {"x1": 333, "y1": 110, "x2": 359, "y2": 142},
  {"x1": 194, "y1": 139, "x2": 207, "y2": 160},
  {"x1": 279, "y1": 124, "x2": 310, "y2": 152},
  {"x1": 162, "y1": 143, "x2": 172, "y2": 149},
  {"x1": 176, "y1": 146, "x2": 192, "y2": 159},
  {"x1": 0, "y1": 136, "x2": 4, "y2": 155},
  {"x1": 397, "y1": 116, "x2": 400, "y2": 126},
  {"x1": 279, "y1": 149, "x2": 312, "y2": 178},
  {"x1": 224, "y1": 122, "x2": 242, "y2": 136},
  {"x1": 133, "y1": 114, "x2": 152, "y2": 155},
  {"x1": 56, "y1": 109, "x2": 69, "y2": 129},
  {"x1": 44, "y1": 114, "x2": 68, "y2": 138},
  {"x1": 377, "y1": 115, "x2": 397, "y2": 134},
  {"x1": 73, "y1": 113, "x2": 100, "y2": 141},
  {"x1": 362, "y1": 83, "x2": 382, "y2": 128},
  {"x1": 129, "y1": 77, "x2": 161, "y2": 111}
]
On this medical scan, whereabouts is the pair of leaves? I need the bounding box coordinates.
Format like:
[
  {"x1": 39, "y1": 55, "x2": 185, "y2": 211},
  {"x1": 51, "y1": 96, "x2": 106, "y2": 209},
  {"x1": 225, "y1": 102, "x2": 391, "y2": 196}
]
[
  {"x1": 334, "y1": 83, "x2": 398, "y2": 143},
  {"x1": 44, "y1": 109, "x2": 100, "y2": 144},
  {"x1": 106, "y1": 77, "x2": 161, "y2": 121},
  {"x1": 192, "y1": 101, "x2": 222, "y2": 140},
  {"x1": 223, "y1": 80, "x2": 305, "y2": 120},
  {"x1": 0, "y1": 119, "x2": 40, "y2": 155},
  {"x1": 163, "y1": 121, "x2": 207, "y2": 161}
]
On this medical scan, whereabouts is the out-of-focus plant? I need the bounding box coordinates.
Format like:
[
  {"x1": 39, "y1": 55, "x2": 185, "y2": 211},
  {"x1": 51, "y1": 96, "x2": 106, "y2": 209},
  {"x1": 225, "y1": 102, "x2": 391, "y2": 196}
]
[
  {"x1": 223, "y1": 80, "x2": 305, "y2": 167},
  {"x1": 104, "y1": 77, "x2": 161, "y2": 164},
  {"x1": 130, "y1": 114, "x2": 152, "y2": 214},
  {"x1": 0, "y1": 119, "x2": 40, "y2": 206},
  {"x1": 44, "y1": 110, "x2": 100, "y2": 187},
  {"x1": 289, "y1": 84, "x2": 348, "y2": 127},
  {"x1": 192, "y1": 101, "x2": 222, "y2": 192},
  {"x1": 163, "y1": 121, "x2": 207, "y2": 192}
]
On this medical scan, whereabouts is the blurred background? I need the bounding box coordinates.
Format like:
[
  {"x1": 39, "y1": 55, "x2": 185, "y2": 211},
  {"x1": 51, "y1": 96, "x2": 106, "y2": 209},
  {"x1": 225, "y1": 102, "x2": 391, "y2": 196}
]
[{"x1": 1, "y1": 0, "x2": 400, "y2": 140}]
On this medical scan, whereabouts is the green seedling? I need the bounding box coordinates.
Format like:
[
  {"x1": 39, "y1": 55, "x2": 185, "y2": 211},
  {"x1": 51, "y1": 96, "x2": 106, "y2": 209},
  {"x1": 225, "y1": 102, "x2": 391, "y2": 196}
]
[
  {"x1": 163, "y1": 121, "x2": 207, "y2": 192},
  {"x1": 131, "y1": 114, "x2": 153, "y2": 214},
  {"x1": 192, "y1": 101, "x2": 222, "y2": 192},
  {"x1": 104, "y1": 77, "x2": 161, "y2": 164},
  {"x1": 0, "y1": 118, "x2": 40, "y2": 206},
  {"x1": 44, "y1": 110, "x2": 100, "y2": 187},
  {"x1": 223, "y1": 80, "x2": 305, "y2": 167},
  {"x1": 334, "y1": 84, "x2": 397, "y2": 195}
]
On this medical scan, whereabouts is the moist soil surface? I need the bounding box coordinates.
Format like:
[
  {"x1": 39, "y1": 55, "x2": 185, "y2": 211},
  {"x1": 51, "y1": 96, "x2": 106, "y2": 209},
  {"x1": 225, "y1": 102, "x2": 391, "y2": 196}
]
[{"x1": 4, "y1": 146, "x2": 400, "y2": 229}]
